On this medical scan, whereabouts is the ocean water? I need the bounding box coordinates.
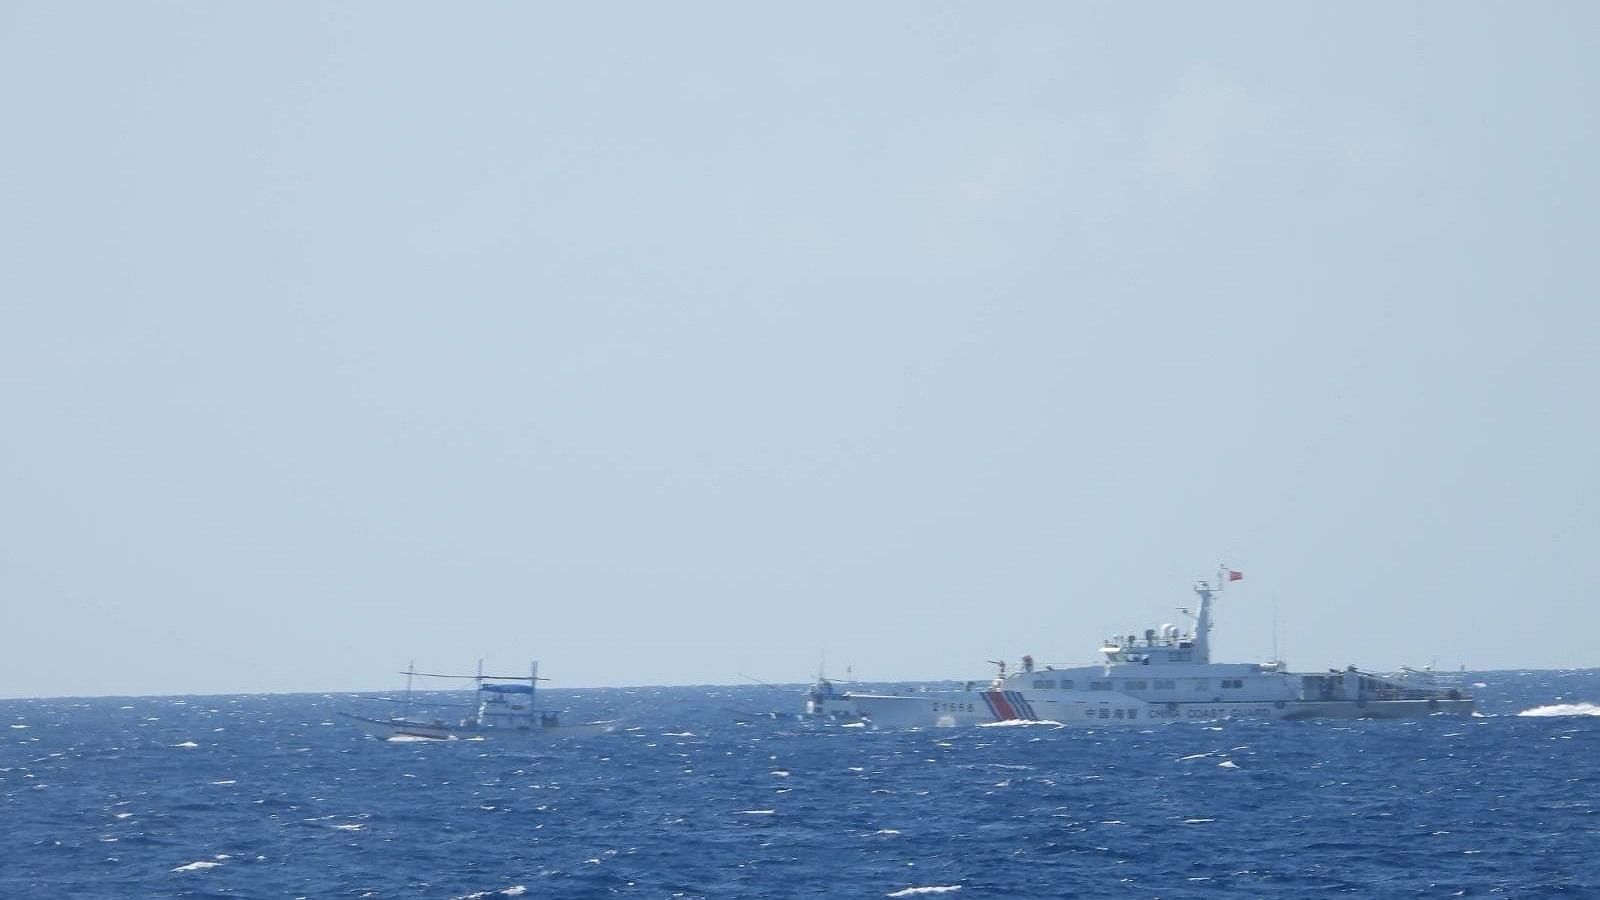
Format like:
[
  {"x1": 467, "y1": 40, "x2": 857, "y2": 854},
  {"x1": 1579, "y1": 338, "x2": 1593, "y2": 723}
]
[{"x1": 3, "y1": 670, "x2": 1599, "y2": 898}]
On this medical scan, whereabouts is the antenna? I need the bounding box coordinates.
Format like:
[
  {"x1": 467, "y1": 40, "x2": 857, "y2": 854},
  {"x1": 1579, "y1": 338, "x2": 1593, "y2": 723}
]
[
  {"x1": 1271, "y1": 598, "x2": 1279, "y2": 664},
  {"x1": 476, "y1": 659, "x2": 485, "y2": 727}
]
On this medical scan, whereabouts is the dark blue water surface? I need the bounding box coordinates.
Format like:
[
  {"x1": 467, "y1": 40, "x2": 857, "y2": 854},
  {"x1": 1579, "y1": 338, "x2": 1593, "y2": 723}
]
[{"x1": 4, "y1": 671, "x2": 1599, "y2": 898}]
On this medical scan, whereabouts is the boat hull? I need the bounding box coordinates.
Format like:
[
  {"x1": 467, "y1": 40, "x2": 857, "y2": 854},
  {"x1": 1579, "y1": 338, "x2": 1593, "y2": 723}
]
[
  {"x1": 848, "y1": 692, "x2": 1477, "y2": 728},
  {"x1": 340, "y1": 712, "x2": 616, "y2": 741},
  {"x1": 804, "y1": 697, "x2": 863, "y2": 720}
]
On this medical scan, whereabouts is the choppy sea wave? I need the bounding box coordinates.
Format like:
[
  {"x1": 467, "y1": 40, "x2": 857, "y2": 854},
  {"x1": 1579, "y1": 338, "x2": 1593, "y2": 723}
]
[{"x1": 3, "y1": 670, "x2": 1599, "y2": 897}]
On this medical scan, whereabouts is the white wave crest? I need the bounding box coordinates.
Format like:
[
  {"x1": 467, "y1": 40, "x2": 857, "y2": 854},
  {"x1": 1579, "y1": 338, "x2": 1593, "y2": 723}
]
[
  {"x1": 453, "y1": 886, "x2": 527, "y2": 899},
  {"x1": 1518, "y1": 703, "x2": 1600, "y2": 717},
  {"x1": 976, "y1": 719, "x2": 1062, "y2": 728},
  {"x1": 888, "y1": 887, "x2": 962, "y2": 897},
  {"x1": 172, "y1": 859, "x2": 224, "y2": 873}
]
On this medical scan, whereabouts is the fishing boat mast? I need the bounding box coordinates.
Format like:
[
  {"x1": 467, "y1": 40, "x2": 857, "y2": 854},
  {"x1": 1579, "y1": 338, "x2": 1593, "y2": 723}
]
[
  {"x1": 474, "y1": 659, "x2": 485, "y2": 726},
  {"x1": 402, "y1": 660, "x2": 416, "y2": 722}
]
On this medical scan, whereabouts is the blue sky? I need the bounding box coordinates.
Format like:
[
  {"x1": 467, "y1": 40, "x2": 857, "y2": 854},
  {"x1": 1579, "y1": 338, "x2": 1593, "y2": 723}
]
[{"x1": 3, "y1": 3, "x2": 1596, "y2": 697}]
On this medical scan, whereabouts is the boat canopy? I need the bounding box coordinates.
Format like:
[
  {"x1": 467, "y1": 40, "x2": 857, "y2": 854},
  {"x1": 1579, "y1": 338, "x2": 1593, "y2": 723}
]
[{"x1": 481, "y1": 683, "x2": 534, "y2": 694}]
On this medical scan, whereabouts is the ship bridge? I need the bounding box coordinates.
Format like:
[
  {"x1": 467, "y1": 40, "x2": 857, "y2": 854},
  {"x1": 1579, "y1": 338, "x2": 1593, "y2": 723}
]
[
  {"x1": 1100, "y1": 625, "x2": 1201, "y2": 665},
  {"x1": 1099, "y1": 571, "x2": 1238, "y2": 666}
]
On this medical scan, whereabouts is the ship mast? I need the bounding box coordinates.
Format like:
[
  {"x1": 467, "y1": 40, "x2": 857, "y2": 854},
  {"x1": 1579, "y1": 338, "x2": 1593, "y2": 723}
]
[
  {"x1": 1191, "y1": 580, "x2": 1213, "y2": 664},
  {"x1": 1191, "y1": 564, "x2": 1240, "y2": 665},
  {"x1": 530, "y1": 660, "x2": 540, "y2": 719},
  {"x1": 1191, "y1": 565, "x2": 1230, "y2": 664}
]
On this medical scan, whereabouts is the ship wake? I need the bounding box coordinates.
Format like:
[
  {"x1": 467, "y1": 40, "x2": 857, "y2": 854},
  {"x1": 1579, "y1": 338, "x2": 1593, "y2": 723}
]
[{"x1": 1517, "y1": 703, "x2": 1600, "y2": 717}]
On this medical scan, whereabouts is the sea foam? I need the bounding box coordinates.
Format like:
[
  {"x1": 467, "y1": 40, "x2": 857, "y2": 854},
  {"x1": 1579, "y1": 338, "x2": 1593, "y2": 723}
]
[{"x1": 1517, "y1": 703, "x2": 1600, "y2": 717}]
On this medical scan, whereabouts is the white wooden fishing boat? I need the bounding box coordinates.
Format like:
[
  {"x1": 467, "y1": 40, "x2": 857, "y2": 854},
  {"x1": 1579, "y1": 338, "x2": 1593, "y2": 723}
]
[{"x1": 342, "y1": 661, "x2": 615, "y2": 741}]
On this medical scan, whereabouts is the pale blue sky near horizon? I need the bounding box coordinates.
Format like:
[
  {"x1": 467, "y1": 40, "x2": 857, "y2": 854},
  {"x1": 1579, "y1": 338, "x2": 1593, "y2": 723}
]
[{"x1": 2, "y1": 3, "x2": 1596, "y2": 698}]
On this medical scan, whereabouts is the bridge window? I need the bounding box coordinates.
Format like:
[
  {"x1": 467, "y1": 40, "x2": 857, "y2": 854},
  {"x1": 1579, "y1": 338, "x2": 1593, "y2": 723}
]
[
  {"x1": 1031, "y1": 679, "x2": 1056, "y2": 689},
  {"x1": 1153, "y1": 679, "x2": 1175, "y2": 690},
  {"x1": 1089, "y1": 681, "x2": 1112, "y2": 691},
  {"x1": 1191, "y1": 679, "x2": 1210, "y2": 691},
  {"x1": 1123, "y1": 680, "x2": 1148, "y2": 691},
  {"x1": 1221, "y1": 679, "x2": 1244, "y2": 689}
]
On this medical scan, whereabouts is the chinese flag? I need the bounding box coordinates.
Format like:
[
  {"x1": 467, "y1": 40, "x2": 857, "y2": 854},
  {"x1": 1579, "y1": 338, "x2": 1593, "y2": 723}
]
[{"x1": 1227, "y1": 570, "x2": 1243, "y2": 582}]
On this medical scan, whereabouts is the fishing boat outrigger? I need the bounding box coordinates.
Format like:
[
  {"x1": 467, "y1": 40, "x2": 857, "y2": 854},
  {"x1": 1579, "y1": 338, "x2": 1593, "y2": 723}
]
[{"x1": 341, "y1": 661, "x2": 615, "y2": 741}]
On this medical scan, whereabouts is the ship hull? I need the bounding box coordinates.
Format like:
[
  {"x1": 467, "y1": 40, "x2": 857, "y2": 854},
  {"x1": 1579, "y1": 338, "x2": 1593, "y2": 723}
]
[{"x1": 848, "y1": 692, "x2": 1476, "y2": 728}]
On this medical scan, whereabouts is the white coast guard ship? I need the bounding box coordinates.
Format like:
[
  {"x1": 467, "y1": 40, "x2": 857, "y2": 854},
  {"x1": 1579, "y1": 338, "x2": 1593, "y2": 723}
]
[
  {"x1": 341, "y1": 662, "x2": 615, "y2": 741},
  {"x1": 845, "y1": 569, "x2": 1474, "y2": 728}
]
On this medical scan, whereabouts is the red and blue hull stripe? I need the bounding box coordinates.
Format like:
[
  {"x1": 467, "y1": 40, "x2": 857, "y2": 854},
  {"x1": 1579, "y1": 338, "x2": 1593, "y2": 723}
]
[{"x1": 982, "y1": 690, "x2": 1040, "y2": 721}]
